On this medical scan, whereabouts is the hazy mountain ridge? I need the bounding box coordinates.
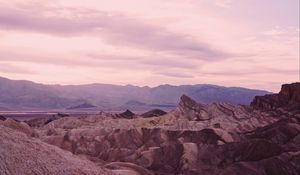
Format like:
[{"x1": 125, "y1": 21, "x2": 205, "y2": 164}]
[
  {"x1": 0, "y1": 77, "x2": 84, "y2": 109},
  {"x1": 0, "y1": 77, "x2": 270, "y2": 110}
]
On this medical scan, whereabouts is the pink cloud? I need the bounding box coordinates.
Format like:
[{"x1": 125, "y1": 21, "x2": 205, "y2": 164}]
[{"x1": 0, "y1": 5, "x2": 230, "y2": 60}]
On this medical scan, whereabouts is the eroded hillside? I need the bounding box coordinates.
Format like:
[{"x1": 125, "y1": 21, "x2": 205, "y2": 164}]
[{"x1": 1, "y1": 83, "x2": 299, "y2": 175}]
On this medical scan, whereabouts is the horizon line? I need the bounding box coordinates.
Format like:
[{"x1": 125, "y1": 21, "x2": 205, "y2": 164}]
[{"x1": 0, "y1": 76, "x2": 276, "y2": 92}]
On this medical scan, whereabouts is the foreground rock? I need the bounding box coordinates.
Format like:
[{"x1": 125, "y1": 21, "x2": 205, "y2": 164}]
[
  {"x1": 0, "y1": 124, "x2": 115, "y2": 175},
  {"x1": 40, "y1": 119, "x2": 299, "y2": 174},
  {"x1": 1, "y1": 118, "x2": 34, "y2": 136}
]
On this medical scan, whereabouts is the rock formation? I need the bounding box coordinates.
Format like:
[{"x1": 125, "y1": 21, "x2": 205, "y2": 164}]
[
  {"x1": 117, "y1": 109, "x2": 136, "y2": 119},
  {"x1": 1, "y1": 83, "x2": 299, "y2": 175},
  {"x1": 141, "y1": 109, "x2": 167, "y2": 118},
  {"x1": 0, "y1": 124, "x2": 116, "y2": 175},
  {"x1": 24, "y1": 113, "x2": 70, "y2": 128},
  {"x1": 251, "y1": 82, "x2": 300, "y2": 111},
  {"x1": 0, "y1": 115, "x2": 6, "y2": 121}
]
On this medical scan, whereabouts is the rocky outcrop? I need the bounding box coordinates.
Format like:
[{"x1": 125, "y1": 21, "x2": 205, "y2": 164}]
[
  {"x1": 251, "y1": 82, "x2": 300, "y2": 111},
  {"x1": 141, "y1": 109, "x2": 167, "y2": 118},
  {"x1": 247, "y1": 118, "x2": 300, "y2": 139},
  {"x1": 0, "y1": 115, "x2": 6, "y2": 121},
  {"x1": 117, "y1": 110, "x2": 136, "y2": 119},
  {"x1": 1, "y1": 118, "x2": 34, "y2": 136},
  {"x1": 280, "y1": 83, "x2": 300, "y2": 100},
  {"x1": 25, "y1": 113, "x2": 69, "y2": 128},
  {"x1": 167, "y1": 94, "x2": 276, "y2": 136},
  {"x1": 176, "y1": 94, "x2": 212, "y2": 121},
  {"x1": 0, "y1": 124, "x2": 116, "y2": 175}
]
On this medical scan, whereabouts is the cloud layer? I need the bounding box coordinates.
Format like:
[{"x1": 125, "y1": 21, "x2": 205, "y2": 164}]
[
  {"x1": 0, "y1": 0, "x2": 298, "y2": 91},
  {"x1": 0, "y1": 5, "x2": 228, "y2": 60}
]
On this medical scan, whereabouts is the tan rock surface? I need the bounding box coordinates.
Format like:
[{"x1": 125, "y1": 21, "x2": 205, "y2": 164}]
[{"x1": 0, "y1": 124, "x2": 115, "y2": 175}]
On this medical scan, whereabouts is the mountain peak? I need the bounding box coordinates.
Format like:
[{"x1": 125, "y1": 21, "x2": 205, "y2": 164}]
[{"x1": 179, "y1": 94, "x2": 199, "y2": 109}]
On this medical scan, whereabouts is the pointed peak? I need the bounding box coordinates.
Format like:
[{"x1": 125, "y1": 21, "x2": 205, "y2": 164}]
[
  {"x1": 141, "y1": 109, "x2": 167, "y2": 118},
  {"x1": 179, "y1": 94, "x2": 198, "y2": 108},
  {"x1": 122, "y1": 109, "x2": 135, "y2": 115},
  {"x1": 118, "y1": 109, "x2": 135, "y2": 119}
]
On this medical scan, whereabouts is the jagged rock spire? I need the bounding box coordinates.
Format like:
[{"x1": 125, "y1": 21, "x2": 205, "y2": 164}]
[
  {"x1": 177, "y1": 94, "x2": 210, "y2": 121},
  {"x1": 179, "y1": 94, "x2": 199, "y2": 110}
]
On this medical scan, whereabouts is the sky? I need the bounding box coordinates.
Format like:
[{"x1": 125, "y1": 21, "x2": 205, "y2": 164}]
[{"x1": 0, "y1": 0, "x2": 299, "y2": 92}]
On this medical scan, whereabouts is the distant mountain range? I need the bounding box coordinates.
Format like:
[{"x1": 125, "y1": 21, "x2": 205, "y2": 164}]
[{"x1": 0, "y1": 77, "x2": 270, "y2": 111}]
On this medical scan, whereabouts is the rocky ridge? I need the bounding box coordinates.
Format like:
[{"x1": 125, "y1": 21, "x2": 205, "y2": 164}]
[{"x1": 251, "y1": 82, "x2": 300, "y2": 111}]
